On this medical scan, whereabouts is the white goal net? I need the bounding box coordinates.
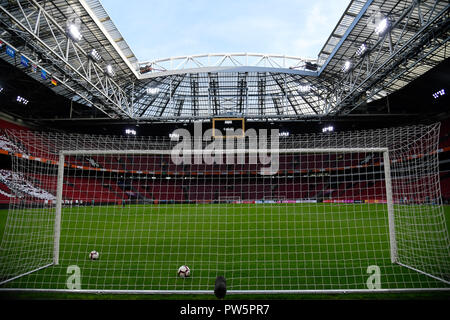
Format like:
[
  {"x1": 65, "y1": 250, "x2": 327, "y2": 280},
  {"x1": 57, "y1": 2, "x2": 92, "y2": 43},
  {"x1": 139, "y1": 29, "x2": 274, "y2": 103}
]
[{"x1": 0, "y1": 124, "x2": 449, "y2": 293}]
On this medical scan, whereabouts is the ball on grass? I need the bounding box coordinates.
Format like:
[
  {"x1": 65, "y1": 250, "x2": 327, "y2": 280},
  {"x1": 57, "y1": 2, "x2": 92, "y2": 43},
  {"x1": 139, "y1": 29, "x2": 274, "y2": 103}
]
[
  {"x1": 177, "y1": 265, "x2": 190, "y2": 278},
  {"x1": 89, "y1": 250, "x2": 99, "y2": 260}
]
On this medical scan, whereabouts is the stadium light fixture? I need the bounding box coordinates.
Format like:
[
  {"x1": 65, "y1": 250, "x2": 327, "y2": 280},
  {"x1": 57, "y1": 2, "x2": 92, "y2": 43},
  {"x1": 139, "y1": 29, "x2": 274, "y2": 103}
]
[
  {"x1": 125, "y1": 129, "x2": 136, "y2": 135},
  {"x1": 146, "y1": 87, "x2": 161, "y2": 95},
  {"x1": 0, "y1": 87, "x2": 4, "y2": 93},
  {"x1": 298, "y1": 84, "x2": 311, "y2": 94},
  {"x1": 279, "y1": 131, "x2": 290, "y2": 137},
  {"x1": 67, "y1": 24, "x2": 82, "y2": 42},
  {"x1": 341, "y1": 60, "x2": 352, "y2": 73},
  {"x1": 88, "y1": 49, "x2": 102, "y2": 62},
  {"x1": 304, "y1": 62, "x2": 318, "y2": 71},
  {"x1": 356, "y1": 43, "x2": 368, "y2": 57},
  {"x1": 375, "y1": 17, "x2": 389, "y2": 36},
  {"x1": 432, "y1": 89, "x2": 446, "y2": 99},
  {"x1": 106, "y1": 64, "x2": 115, "y2": 77},
  {"x1": 16, "y1": 96, "x2": 29, "y2": 105},
  {"x1": 322, "y1": 126, "x2": 334, "y2": 133}
]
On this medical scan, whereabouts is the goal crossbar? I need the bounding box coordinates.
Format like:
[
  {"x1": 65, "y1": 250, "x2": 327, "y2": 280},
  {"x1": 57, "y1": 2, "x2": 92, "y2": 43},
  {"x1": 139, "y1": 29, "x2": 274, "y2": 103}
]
[{"x1": 60, "y1": 148, "x2": 389, "y2": 156}]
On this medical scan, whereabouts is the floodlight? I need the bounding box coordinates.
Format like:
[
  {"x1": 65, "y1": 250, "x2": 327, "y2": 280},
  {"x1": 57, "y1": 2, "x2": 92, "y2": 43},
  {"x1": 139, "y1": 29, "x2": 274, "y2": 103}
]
[
  {"x1": 106, "y1": 64, "x2": 115, "y2": 77},
  {"x1": 67, "y1": 24, "x2": 82, "y2": 41},
  {"x1": 298, "y1": 84, "x2": 311, "y2": 93},
  {"x1": 279, "y1": 131, "x2": 290, "y2": 137},
  {"x1": 341, "y1": 60, "x2": 352, "y2": 73},
  {"x1": 16, "y1": 96, "x2": 29, "y2": 105},
  {"x1": 322, "y1": 126, "x2": 334, "y2": 133},
  {"x1": 0, "y1": 87, "x2": 4, "y2": 93},
  {"x1": 375, "y1": 17, "x2": 389, "y2": 36},
  {"x1": 305, "y1": 62, "x2": 318, "y2": 71},
  {"x1": 125, "y1": 129, "x2": 136, "y2": 135},
  {"x1": 356, "y1": 43, "x2": 368, "y2": 57},
  {"x1": 146, "y1": 87, "x2": 161, "y2": 95},
  {"x1": 140, "y1": 65, "x2": 153, "y2": 74},
  {"x1": 432, "y1": 89, "x2": 446, "y2": 99},
  {"x1": 88, "y1": 49, "x2": 102, "y2": 62}
]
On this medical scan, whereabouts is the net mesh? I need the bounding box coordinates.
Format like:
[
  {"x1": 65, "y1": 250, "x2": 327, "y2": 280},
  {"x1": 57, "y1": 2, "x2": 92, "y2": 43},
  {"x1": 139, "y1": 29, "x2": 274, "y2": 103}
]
[{"x1": 0, "y1": 123, "x2": 449, "y2": 291}]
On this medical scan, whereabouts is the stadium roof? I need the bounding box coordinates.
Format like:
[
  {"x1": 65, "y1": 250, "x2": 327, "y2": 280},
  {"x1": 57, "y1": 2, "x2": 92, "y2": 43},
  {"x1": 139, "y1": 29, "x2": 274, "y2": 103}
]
[{"x1": 0, "y1": 0, "x2": 448, "y2": 122}]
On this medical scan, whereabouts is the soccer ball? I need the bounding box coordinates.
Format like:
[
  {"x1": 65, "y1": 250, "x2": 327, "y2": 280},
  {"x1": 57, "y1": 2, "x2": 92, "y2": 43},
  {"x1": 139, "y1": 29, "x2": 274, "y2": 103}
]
[
  {"x1": 89, "y1": 250, "x2": 99, "y2": 260},
  {"x1": 177, "y1": 265, "x2": 190, "y2": 278}
]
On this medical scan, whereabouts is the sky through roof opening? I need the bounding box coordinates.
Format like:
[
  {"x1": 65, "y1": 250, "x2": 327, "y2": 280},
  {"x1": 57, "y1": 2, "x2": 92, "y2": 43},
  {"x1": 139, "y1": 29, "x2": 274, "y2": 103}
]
[{"x1": 101, "y1": 0, "x2": 351, "y2": 61}]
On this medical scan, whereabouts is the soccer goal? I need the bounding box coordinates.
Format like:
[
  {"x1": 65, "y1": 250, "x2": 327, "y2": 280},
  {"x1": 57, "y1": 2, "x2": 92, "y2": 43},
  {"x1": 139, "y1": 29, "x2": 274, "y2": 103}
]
[{"x1": 0, "y1": 124, "x2": 449, "y2": 293}]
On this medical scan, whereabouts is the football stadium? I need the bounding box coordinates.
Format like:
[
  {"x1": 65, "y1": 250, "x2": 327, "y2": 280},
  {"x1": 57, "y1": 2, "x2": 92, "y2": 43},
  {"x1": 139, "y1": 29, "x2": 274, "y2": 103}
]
[{"x1": 0, "y1": 0, "x2": 449, "y2": 304}]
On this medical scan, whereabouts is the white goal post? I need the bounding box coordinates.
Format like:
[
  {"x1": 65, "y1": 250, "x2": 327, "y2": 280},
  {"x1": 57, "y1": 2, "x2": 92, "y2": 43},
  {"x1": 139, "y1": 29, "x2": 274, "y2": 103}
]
[
  {"x1": 52, "y1": 148, "x2": 399, "y2": 268},
  {"x1": 0, "y1": 124, "x2": 449, "y2": 293}
]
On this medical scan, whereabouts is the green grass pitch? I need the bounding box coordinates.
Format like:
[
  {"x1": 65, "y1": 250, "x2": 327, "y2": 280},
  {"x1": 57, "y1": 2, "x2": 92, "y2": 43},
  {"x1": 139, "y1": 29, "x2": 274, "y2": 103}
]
[{"x1": 0, "y1": 203, "x2": 449, "y2": 299}]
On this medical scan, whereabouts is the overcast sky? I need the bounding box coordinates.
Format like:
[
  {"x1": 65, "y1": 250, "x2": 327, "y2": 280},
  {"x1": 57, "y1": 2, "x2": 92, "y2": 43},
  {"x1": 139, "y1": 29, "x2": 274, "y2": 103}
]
[{"x1": 101, "y1": 0, "x2": 350, "y2": 62}]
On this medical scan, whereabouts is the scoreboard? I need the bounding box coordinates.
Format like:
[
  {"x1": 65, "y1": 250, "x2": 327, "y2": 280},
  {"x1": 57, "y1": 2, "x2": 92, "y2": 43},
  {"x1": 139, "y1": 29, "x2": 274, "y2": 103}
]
[{"x1": 212, "y1": 118, "x2": 245, "y2": 138}]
